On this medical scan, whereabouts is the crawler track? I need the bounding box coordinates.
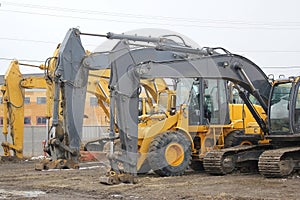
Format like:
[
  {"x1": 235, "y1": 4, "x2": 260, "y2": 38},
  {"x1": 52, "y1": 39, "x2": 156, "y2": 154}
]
[
  {"x1": 203, "y1": 150, "x2": 228, "y2": 175},
  {"x1": 258, "y1": 147, "x2": 300, "y2": 178},
  {"x1": 203, "y1": 145, "x2": 261, "y2": 175}
]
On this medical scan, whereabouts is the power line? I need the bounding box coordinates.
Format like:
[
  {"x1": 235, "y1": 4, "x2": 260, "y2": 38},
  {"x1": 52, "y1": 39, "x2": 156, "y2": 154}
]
[
  {"x1": 3, "y1": 1, "x2": 300, "y2": 27},
  {"x1": 0, "y1": 9, "x2": 241, "y2": 29},
  {"x1": 1, "y1": 7, "x2": 300, "y2": 30}
]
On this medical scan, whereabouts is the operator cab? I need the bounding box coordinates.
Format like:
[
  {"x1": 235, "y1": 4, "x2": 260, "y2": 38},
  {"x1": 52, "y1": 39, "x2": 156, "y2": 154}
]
[
  {"x1": 176, "y1": 78, "x2": 230, "y2": 126},
  {"x1": 268, "y1": 77, "x2": 300, "y2": 141}
]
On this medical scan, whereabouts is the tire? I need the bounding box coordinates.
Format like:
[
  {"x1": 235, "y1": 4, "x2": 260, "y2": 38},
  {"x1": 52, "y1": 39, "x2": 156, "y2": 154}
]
[
  {"x1": 224, "y1": 130, "x2": 244, "y2": 148},
  {"x1": 148, "y1": 131, "x2": 192, "y2": 176}
]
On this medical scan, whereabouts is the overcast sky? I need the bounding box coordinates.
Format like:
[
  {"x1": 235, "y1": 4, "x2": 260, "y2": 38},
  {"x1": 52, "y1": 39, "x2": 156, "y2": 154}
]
[{"x1": 1, "y1": 0, "x2": 300, "y2": 77}]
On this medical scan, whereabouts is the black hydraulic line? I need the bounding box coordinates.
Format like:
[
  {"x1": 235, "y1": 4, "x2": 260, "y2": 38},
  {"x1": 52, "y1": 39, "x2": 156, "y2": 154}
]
[
  {"x1": 238, "y1": 91, "x2": 267, "y2": 134},
  {"x1": 234, "y1": 64, "x2": 268, "y2": 113},
  {"x1": 18, "y1": 62, "x2": 40, "y2": 68},
  {"x1": 79, "y1": 32, "x2": 108, "y2": 38}
]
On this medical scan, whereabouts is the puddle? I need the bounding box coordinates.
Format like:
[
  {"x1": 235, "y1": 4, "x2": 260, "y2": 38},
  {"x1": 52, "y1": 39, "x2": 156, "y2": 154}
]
[{"x1": 0, "y1": 189, "x2": 46, "y2": 198}]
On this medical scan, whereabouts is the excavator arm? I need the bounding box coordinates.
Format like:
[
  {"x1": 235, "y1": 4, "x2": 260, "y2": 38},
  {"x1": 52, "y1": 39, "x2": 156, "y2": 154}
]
[
  {"x1": 1, "y1": 61, "x2": 25, "y2": 158},
  {"x1": 48, "y1": 29, "x2": 87, "y2": 168},
  {"x1": 53, "y1": 28, "x2": 271, "y2": 183},
  {"x1": 1, "y1": 61, "x2": 49, "y2": 158}
]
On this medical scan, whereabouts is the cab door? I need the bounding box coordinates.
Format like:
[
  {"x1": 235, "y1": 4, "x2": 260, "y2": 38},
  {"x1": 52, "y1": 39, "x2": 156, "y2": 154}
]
[
  {"x1": 188, "y1": 78, "x2": 230, "y2": 126},
  {"x1": 204, "y1": 79, "x2": 230, "y2": 125}
]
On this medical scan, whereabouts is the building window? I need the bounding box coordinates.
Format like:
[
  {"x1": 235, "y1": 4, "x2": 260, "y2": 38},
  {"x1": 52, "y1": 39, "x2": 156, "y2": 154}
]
[
  {"x1": 90, "y1": 97, "x2": 98, "y2": 106},
  {"x1": 36, "y1": 117, "x2": 47, "y2": 125},
  {"x1": 37, "y1": 97, "x2": 46, "y2": 104},
  {"x1": 24, "y1": 97, "x2": 30, "y2": 104},
  {"x1": 24, "y1": 117, "x2": 31, "y2": 125}
]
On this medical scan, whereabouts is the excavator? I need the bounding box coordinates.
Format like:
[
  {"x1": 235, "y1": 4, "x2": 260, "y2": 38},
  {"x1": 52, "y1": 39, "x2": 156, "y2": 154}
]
[
  {"x1": 203, "y1": 76, "x2": 300, "y2": 178},
  {"x1": 258, "y1": 76, "x2": 300, "y2": 177},
  {"x1": 46, "y1": 28, "x2": 277, "y2": 184},
  {"x1": 0, "y1": 60, "x2": 53, "y2": 159}
]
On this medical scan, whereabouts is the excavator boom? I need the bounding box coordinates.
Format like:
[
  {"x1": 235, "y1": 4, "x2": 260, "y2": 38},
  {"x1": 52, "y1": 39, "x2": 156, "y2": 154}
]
[
  {"x1": 1, "y1": 61, "x2": 25, "y2": 158},
  {"x1": 1, "y1": 61, "x2": 50, "y2": 158}
]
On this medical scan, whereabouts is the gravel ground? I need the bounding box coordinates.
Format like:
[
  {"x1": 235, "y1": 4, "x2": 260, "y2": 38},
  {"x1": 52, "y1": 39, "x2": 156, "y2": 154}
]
[{"x1": 0, "y1": 159, "x2": 299, "y2": 200}]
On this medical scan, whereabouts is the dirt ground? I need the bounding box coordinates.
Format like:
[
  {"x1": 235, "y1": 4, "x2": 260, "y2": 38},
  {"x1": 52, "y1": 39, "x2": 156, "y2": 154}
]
[{"x1": 0, "y1": 158, "x2": 299, "y2": 200}]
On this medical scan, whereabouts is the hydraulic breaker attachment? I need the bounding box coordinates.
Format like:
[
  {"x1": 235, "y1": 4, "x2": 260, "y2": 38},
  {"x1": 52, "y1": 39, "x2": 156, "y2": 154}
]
[
  {"x1": 100, "y1": 170, "x2": 138, "y2": 185},
  {"x1": 35, "y1": 158, "x2": 79, "y2": 171},
  {"x1": 35, "y1": 137, "x2": 80, "y2": 170}
]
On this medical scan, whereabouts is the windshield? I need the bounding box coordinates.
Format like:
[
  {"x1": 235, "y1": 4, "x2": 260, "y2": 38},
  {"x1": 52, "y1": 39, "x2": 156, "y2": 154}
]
[{"x1": 269, "y1": 82, "x2": 292, "y2": 133}]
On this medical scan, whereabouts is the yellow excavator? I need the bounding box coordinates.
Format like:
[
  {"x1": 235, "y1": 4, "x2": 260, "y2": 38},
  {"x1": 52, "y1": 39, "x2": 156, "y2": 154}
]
[{"x1": 0, "y1": 60, "x2": 52, "y2": 159}]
